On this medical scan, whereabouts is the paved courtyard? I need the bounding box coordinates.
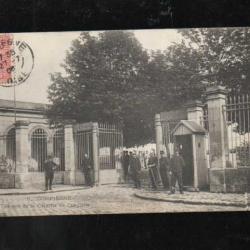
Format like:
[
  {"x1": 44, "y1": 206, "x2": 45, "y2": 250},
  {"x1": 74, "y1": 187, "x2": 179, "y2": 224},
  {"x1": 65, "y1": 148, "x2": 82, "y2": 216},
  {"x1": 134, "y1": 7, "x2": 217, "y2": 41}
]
[{"x1": 0, "y1": 184, "x2": 246, "y2": 217}]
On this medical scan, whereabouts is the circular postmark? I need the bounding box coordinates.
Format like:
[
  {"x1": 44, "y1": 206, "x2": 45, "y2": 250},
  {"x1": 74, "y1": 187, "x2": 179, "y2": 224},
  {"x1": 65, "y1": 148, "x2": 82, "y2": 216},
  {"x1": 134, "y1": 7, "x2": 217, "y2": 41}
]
[{"x1": 0, "y1": 34, "x2": 34, "y2": 87}]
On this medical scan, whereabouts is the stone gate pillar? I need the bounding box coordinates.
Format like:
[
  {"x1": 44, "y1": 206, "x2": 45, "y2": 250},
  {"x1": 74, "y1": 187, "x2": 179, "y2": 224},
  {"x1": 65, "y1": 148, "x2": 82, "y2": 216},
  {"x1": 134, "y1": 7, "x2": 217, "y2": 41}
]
[
  {"x1": 92, "y1": 123, "x2": 100, "y2": 186},
  {"x1": 64, "y1": 123, "x2": 76, "y2": 185},
  {"x1": 186, "y1": 100, "x2": 204, "y2": 125},
  {"x1": 206, "y1": 86, "x2": 229, "y2": 192},
  {"x1": 206, "y1": 86, "x2": 229, "y2": 169},
  {"x1": 155, "y1": 114, "x2": 163, "y2": 159},
  {"x1": 15, "y1": 120, "x2": 29, "y2": 173}
]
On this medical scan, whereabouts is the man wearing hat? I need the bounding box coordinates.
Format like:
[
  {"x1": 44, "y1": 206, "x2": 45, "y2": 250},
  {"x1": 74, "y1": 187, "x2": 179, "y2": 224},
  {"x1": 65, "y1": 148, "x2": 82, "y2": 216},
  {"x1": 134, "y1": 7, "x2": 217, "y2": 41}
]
[
  {"x1": 170, "y1": 149, "x2": 185, "y2": 194},
  {"x1": 159, "y1": 150, "x2": 170, "y2": 190},
  {"x1": 147, "y1": 151, "x2": 158, "y2": 190},
  {"x1": 122, "y1": 151, "x2": 130, "y2": 182},
  {"x1": 80, "y1": 153, "x2": 94, "y2": 187},
  {"x1": 129, "y1": 151, "x2": 141, "y2": 188},
  {"x1": 44, "y1": 154, "x2": 58, "y2": 191}
]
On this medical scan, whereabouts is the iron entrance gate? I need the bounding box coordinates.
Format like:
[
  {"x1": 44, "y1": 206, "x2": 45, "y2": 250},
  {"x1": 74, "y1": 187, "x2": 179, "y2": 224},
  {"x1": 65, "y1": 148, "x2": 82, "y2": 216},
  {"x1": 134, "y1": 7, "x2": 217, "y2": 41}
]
[
  {"x1": 74, "y1": 130, "x2": 93, "y2": 169},
  {"x1": 161, "y1": 120, "x2": 179, "y2": 155},
  {"x1": 74, "y1": 123, "x2": 123, "y2": 171},
  {"x1": 31, "y1": 128, "x2": 48, "y2": 171},
  {"x1": 98, "y1": 123, "x2": 123, "y2": 170},
  {"x1": 53, "y1": 129, "x2": 65, "y2": 171},
  {"x1": 31, "y1": 128, "x2": 65, "y2": 172}
]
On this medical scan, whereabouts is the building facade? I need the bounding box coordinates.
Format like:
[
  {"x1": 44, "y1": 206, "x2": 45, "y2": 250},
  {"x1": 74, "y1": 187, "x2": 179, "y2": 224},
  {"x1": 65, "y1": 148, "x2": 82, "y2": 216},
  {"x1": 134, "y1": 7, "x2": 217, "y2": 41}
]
[{"x1": 0, "y1": 99, "x2": 123, "y2": 189}]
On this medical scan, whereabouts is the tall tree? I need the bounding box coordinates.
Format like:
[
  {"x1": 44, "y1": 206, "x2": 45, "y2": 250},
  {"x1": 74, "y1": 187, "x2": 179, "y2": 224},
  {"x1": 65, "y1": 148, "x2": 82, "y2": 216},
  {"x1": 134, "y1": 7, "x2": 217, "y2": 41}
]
[
  {"x1": 48, "y1": 31, "x2": 155, "y2": 146},
  {"x1": 145, "y1": 27, "x2": 250, "y2": 114},
  {"x1": 171, "y1": 28, "x2": 250, "y2": 93}
]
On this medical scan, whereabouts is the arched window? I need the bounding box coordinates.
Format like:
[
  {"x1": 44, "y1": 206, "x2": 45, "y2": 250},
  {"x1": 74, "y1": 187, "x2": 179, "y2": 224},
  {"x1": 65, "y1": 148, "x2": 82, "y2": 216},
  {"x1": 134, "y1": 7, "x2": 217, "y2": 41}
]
[
  {"x1": 31, "y1": 128, "x2": 48, "y2": 171},
  {"x1": 53, "y1": 129, "x2": 65, "y2": 171},
  {"x1": 6, "y1": 128, "x2": 16, "y2": 162}
]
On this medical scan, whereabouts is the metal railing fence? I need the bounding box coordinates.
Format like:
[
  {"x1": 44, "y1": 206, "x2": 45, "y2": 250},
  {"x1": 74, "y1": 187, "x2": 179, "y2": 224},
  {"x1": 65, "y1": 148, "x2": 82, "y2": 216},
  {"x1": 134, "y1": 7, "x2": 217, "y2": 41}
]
[
  {"x1": 225, "y1": 94, "x2": 250, "y2": 167},
  {"x1": 98, "y1": 123, "x2": 123, "y2": 170}
]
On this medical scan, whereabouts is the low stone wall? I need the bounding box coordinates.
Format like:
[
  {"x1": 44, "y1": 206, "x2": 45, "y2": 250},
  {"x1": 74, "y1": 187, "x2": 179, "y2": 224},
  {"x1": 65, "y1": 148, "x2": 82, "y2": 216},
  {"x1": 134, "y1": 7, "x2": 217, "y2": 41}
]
[
  {"x1": 64, "y1": 170, "x2": 85, "y2": 185},
  {"x1": 0, "y1": 171, "x2": 65, "y2": 189},
  {"x1": 0, "y1": 173, "x2": 15, "y2": 188},
  {"x1": 209, "y1": 167, "x2": 250, "y2": 193},
  {"x1": 99, "y1": 169, "x2": 123, "y2": 184},
  {"x1": 16, "y1": 171, "x2": 65, "y2": 189}
]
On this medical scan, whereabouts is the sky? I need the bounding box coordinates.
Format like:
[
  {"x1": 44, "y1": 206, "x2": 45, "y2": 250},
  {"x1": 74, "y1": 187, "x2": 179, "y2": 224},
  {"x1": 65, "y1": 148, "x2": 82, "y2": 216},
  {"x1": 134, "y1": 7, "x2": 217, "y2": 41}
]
[{"x1": 0, "y1": 29, "x2": 182, "y2": 104}]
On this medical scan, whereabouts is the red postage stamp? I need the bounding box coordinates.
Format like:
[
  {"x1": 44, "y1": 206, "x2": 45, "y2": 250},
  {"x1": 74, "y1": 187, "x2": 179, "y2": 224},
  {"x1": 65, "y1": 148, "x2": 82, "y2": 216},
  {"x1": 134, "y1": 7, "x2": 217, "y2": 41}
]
[
  {"x1": 0, "y1": 34, "x2": 13, "y2": 86},
  {"x1": 0, "y1": 33, "x2": 34, "y2": 87}
]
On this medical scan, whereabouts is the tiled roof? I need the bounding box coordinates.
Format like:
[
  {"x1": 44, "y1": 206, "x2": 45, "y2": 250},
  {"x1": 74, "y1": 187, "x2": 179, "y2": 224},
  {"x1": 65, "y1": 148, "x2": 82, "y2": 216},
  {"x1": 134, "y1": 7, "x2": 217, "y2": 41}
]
[{"x1": 0, "y1": 99, "x2": 49, "y2": 112}]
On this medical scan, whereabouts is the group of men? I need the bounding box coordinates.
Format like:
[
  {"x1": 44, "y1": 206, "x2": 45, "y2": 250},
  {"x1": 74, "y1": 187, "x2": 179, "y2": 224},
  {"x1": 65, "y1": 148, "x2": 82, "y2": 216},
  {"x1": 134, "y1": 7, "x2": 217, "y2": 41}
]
[
  {"x1": 123, "y1": 149, "x2": 185, "y2": 194},
  {"x1": 44, "y1": 149, "x2": 185, "y2": 193}
]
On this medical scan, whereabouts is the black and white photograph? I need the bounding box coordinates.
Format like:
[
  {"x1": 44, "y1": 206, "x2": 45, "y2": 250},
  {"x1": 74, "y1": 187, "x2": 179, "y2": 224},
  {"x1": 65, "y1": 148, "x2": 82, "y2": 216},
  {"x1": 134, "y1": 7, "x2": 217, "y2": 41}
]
[{"x1": 0, "y1": 28, "x2": 250, "y2": 217}]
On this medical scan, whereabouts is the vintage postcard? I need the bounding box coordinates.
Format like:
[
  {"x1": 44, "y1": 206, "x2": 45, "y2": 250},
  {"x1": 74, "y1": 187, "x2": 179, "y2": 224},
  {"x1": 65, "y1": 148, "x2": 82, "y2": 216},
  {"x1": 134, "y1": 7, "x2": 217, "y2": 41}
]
[{"x1": 0, "y1": 28, "x2": 249, "y2": 217}]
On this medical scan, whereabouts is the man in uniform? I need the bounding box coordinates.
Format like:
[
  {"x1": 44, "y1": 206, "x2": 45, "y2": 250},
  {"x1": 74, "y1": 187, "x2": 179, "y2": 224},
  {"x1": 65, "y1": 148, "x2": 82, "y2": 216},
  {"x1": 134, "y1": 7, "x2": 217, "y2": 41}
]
[
  {"x1": 170, "y1": 150, "x2": 185, "y2": 194},
  {"x1": 159, "y1": 150, "x2": 170, "y2": 190},
  {"x1": 81, "y1": 153, "x2": 94, "y2": 187},
  {"x1": 147, "y1": 151, "x2": 158, "y2": 190},
  {"x1": 129, "y1": 151, "x2": 141, "y2": 188},
  {"x1": 122, "y1": 151, "x2": 130, "y2": 182},
  {"x1": 44, "y1": 154, "x2": 57, "y2": 191}
]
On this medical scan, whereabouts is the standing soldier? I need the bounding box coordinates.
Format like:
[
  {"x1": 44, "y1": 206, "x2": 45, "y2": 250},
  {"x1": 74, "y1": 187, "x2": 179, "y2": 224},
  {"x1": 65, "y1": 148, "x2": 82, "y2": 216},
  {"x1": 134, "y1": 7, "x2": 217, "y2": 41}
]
[
  {"x1": 147, "y1": 151, "x2": 158, "y2": 190},
  {"x1": 44, "y1": 154, "x2": 57, "y2": 191},
  {"x1": 81, "y1": 153, "x2": 94, "y2": 187},
  {"x1": 159, "y1": 150, "x2": 170, "y2": 190},
  {"x1": 122, "y1": 151, "x2": 130, "y2": 182},
  {"x1": 170, "y1": 150, "x2": 185, "y2": 194},
  {"x1": 129, "y1": 151, "x2": 141, "y2": 188}
]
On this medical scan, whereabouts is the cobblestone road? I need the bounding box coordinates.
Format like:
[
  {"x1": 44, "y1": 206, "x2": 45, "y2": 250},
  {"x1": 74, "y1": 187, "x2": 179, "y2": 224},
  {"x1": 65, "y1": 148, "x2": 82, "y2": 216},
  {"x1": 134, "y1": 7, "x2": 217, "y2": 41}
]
[{"x1": 0, "y1": 184, "x2": 245, "y2": 217}]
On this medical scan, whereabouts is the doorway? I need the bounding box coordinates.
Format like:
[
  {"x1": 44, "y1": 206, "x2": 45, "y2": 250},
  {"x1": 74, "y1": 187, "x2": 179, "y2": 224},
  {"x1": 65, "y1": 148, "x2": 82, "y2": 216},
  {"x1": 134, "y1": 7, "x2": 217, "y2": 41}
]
[{"x1": 175, "y1": 135, "x2": 194, "y2": 186}]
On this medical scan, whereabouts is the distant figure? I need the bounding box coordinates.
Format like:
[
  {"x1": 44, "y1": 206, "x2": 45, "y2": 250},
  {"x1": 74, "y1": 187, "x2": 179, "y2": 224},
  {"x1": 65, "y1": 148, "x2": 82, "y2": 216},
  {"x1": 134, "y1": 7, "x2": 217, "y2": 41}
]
[
  {"x1": 147, "y1": 152, "x2": 158, "y2": 190},
  {"x1": 123, "y1": 151, "x2": 130, "y2": 182},
  {"x1": 129, "y1": 151, "x2": 141, "y2": 188},
  {"x1": 129, "y1": 151, "x2": 133, "y2": 160},
  {"x1": 159, "y1": 150, "x2": 170, "y2": 190},
  {"x1": 170, "y1": 150, "x2": 185, "y2": 194},
  {"x1": 44, "y1": 154, "x2": 57, "y2": 191},
  {"x1": 81, "y1": 153, "x2": 94, "y2": 187}
]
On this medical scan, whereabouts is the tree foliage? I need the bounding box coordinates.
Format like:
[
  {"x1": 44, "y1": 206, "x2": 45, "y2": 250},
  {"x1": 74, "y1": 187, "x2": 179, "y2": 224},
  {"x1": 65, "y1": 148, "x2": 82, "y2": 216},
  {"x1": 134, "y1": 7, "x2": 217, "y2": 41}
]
[
  {"x1": 48, "y1": 31, "x2": 155, "y2": 146},
  {"x1": 174, "y1": 28, "x2": 250, "y2": 93},
  {"x1": 48, "y1": 28, "x2": 250, "y2": 146}
]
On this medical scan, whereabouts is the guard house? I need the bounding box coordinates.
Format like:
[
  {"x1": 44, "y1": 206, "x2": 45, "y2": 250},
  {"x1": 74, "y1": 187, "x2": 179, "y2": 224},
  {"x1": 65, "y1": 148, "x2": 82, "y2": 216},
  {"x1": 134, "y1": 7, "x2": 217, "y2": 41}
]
[
  {"x1": 155, "y1": 100, "x2": 209, "y2": 191},
  {"x1": 156, "y1": 86, "x2": 250, "y2": 193},
  {"x1": 171, "y1": 120, "x2": 207, "y2": 190}
]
